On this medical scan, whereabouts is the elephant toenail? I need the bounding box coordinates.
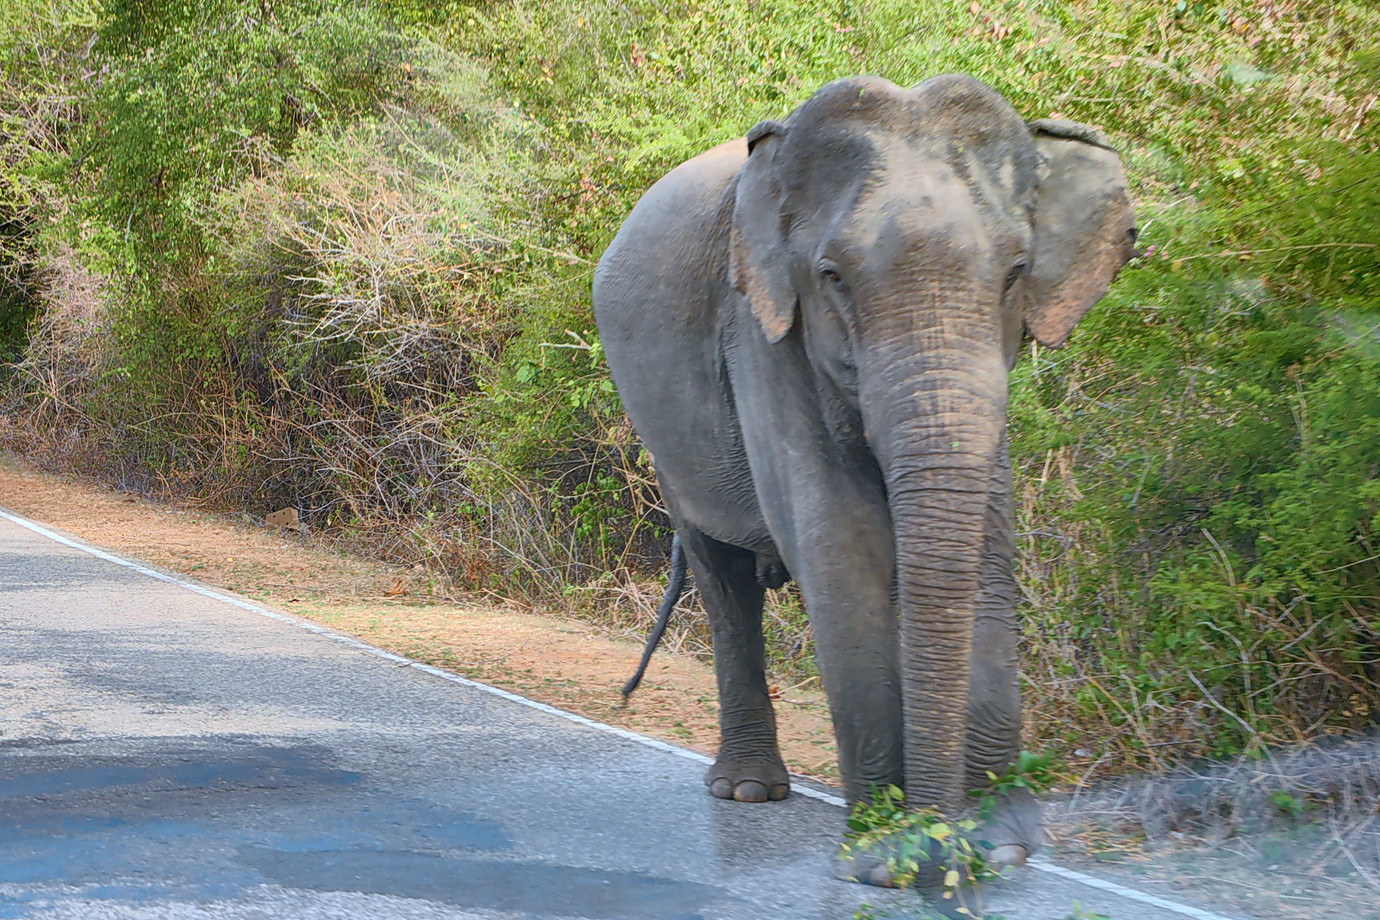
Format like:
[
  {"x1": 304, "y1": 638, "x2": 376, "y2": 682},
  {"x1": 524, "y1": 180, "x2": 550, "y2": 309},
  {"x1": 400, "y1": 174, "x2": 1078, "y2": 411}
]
[
  {"x1": 709, "y1": 777, "x2": 734, "y2": 799},
  {"x1": 733, "y1": 780, "x2": 769, "y2": 802},
  {"x1": 769, "y1": 783, "x2": 790, "y2": 801},
  {"x1": 988, "y1": 844, "x2": 1028, "y2": 869}
]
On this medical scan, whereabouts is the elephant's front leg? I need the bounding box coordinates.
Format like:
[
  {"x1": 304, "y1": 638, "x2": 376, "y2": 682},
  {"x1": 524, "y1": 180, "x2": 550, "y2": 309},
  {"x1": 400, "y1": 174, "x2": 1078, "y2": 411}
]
[
  {"x1": 777, "y1": 482, "x2": 914, "y2": 887},
  {"x1": 782, "y1": 484, "x2": 904, "y2": 806},
  {"x1": 966, "y1": 437, "x2": 1043, "y2": 864},
  {"x1": 728, "y1": 387, "x2": 904, "y2": 802},
  {"x1": 679, "y1": 526, "x2": 790, "y2": 803}
]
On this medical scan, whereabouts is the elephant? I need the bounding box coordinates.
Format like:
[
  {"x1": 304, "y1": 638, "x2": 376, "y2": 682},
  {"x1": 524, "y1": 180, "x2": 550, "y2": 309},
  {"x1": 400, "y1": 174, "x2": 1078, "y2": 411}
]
[{"x1": 592, "y1": 74, "x2": 1135, "y2": 884}]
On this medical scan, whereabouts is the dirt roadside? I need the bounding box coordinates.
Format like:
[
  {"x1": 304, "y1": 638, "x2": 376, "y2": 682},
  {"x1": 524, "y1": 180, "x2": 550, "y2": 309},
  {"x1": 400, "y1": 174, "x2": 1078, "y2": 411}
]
[{"x1": 0, "y1": 453, "x2": 840, "y2": 785}]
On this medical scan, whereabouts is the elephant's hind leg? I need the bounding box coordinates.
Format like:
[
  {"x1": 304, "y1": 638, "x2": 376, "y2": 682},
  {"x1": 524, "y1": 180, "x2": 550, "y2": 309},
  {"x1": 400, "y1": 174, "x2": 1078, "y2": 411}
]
[{"x1": 680, "y1": 526, "x2": 790, "y2": 803}]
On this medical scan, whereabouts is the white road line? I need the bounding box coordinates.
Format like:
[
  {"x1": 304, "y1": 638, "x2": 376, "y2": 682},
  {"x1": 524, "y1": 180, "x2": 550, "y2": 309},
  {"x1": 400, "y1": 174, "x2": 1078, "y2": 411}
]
[
  {"x1": 1, "y1": 506, "x2": 1247, "y2": 920},
  {"x1": 1027, "y1": 859, "x2": 1245, "y2": 920}
]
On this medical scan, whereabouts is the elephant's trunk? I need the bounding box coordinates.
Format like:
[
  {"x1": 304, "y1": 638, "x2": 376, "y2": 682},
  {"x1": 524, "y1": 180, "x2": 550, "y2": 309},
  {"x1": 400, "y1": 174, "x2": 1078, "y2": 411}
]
[{"x1": 864, "y1": 291, "x2": 1006, "y2": 815}]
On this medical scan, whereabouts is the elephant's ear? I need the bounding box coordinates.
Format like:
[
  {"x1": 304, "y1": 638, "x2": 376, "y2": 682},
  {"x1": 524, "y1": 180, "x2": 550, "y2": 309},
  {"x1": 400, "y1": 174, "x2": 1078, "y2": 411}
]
[
  {"x1": 1023, "y1": 119, "x2": 1137, "y2": 347},
  {"x1": 730, "y1": 119, "x2": 796, "y2": 344}
]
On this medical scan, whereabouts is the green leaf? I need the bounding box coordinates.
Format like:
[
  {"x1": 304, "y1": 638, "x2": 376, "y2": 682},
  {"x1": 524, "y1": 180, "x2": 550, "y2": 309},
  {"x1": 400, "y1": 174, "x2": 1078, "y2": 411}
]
[{"x1": 1223, "y1": 62, "x2": 1271, "y2": 85}]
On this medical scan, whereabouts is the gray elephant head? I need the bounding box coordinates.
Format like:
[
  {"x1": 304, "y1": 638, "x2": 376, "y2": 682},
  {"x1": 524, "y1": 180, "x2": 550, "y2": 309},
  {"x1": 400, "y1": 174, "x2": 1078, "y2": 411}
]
[{"x1": 728, "y1": 75, "x2": 1135, "y2": 813}]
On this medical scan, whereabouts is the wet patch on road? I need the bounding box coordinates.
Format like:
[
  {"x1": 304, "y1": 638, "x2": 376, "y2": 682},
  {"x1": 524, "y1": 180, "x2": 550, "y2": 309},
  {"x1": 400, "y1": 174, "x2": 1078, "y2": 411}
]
[
  {"x1": 0, "y1": 739, "x2": 359, "y2": 800},
  {"x1": 0, "y1": 738, "x2": 521, "y2": 915},
  {"x1": 241, "y1": 847, "x2": 718, "y2": 920}
]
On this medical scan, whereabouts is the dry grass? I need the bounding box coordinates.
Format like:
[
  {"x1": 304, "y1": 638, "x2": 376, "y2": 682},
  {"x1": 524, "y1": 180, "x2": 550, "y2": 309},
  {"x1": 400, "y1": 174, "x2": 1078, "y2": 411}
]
[
  {"x1": 1046, "y1": 738, "x2": 1380, "y2": 919},
  {"x1": 0, "y1": 242, "x2": 113, "y2": 470}
]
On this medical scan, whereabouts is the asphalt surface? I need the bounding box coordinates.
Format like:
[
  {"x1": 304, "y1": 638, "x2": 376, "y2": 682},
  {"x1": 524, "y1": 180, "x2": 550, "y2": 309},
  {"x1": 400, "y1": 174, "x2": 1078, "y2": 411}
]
[{"x1": 0, "y1": 508, "x2": 1250, "y2": 920}]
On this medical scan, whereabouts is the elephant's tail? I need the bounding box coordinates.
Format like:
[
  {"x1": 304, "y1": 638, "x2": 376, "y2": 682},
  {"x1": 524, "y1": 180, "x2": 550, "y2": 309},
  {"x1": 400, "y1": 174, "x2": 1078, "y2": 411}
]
[{"x1": 621, "y1": 534, "x2": 688, "y2": 700}]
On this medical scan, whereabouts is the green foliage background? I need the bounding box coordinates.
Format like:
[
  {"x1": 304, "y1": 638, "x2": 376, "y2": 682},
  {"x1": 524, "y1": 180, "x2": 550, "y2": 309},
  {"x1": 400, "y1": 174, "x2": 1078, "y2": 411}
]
[{"x1": 1, "y1": 0, "x2": 1377, "y2": 767}]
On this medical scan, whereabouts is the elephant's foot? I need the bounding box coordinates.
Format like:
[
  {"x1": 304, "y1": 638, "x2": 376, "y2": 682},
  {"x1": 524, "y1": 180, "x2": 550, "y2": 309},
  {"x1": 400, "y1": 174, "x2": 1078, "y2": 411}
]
[
  {"x1": 832, "y1": 843, "x2": 907, "y2": 888},
  {"x1": 833, "y1": 790, "x2": 1044, "y2": 915},
  {"x1": 833, "y1": 835, "x2": 987, "y2": 919},
  {"x1": 978, "y1": 784, "x2": 1046, "y2": 862},
  {"x1": 705, "y1": 753, "x2": 789, "y2": 802}
]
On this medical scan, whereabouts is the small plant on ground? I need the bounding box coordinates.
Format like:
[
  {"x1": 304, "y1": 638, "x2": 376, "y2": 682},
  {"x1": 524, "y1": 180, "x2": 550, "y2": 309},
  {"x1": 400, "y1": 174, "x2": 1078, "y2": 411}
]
[
  {"x1": 981, "y1": 750, "x2": 1055, "y2": 801},
  {"x1": 841, "y1": 788, "x2": 992, "y2": 916},
  {"x1": 1064, "y1": 904, "x2": 1111, "y2": 920},
  {"x1": 841, "y1": 753, "x2": 1056, "y2": 916}
]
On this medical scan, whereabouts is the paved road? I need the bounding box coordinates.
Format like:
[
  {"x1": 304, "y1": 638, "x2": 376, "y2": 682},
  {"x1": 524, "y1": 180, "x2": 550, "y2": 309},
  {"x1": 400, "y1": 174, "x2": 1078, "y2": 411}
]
[{"x1": 0, "y1": 509, "x2": 1245, "y2": 920}]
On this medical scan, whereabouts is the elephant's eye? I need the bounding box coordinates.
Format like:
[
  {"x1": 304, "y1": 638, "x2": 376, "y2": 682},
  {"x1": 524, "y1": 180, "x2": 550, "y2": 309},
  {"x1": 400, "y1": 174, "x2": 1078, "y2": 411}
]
[
  {"x1": 1003, "y1": 262, "x2": 1027, "y2": 293},
  {"x1": 819, "y1": 262, "x2": 846, "y2": 289}
]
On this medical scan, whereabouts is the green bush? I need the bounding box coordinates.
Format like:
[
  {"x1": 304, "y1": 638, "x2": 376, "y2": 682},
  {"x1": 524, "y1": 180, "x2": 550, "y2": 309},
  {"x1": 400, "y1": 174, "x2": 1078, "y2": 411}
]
[{"x1": 0, "y1": 0, "x2": 101, "y2": 365}]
